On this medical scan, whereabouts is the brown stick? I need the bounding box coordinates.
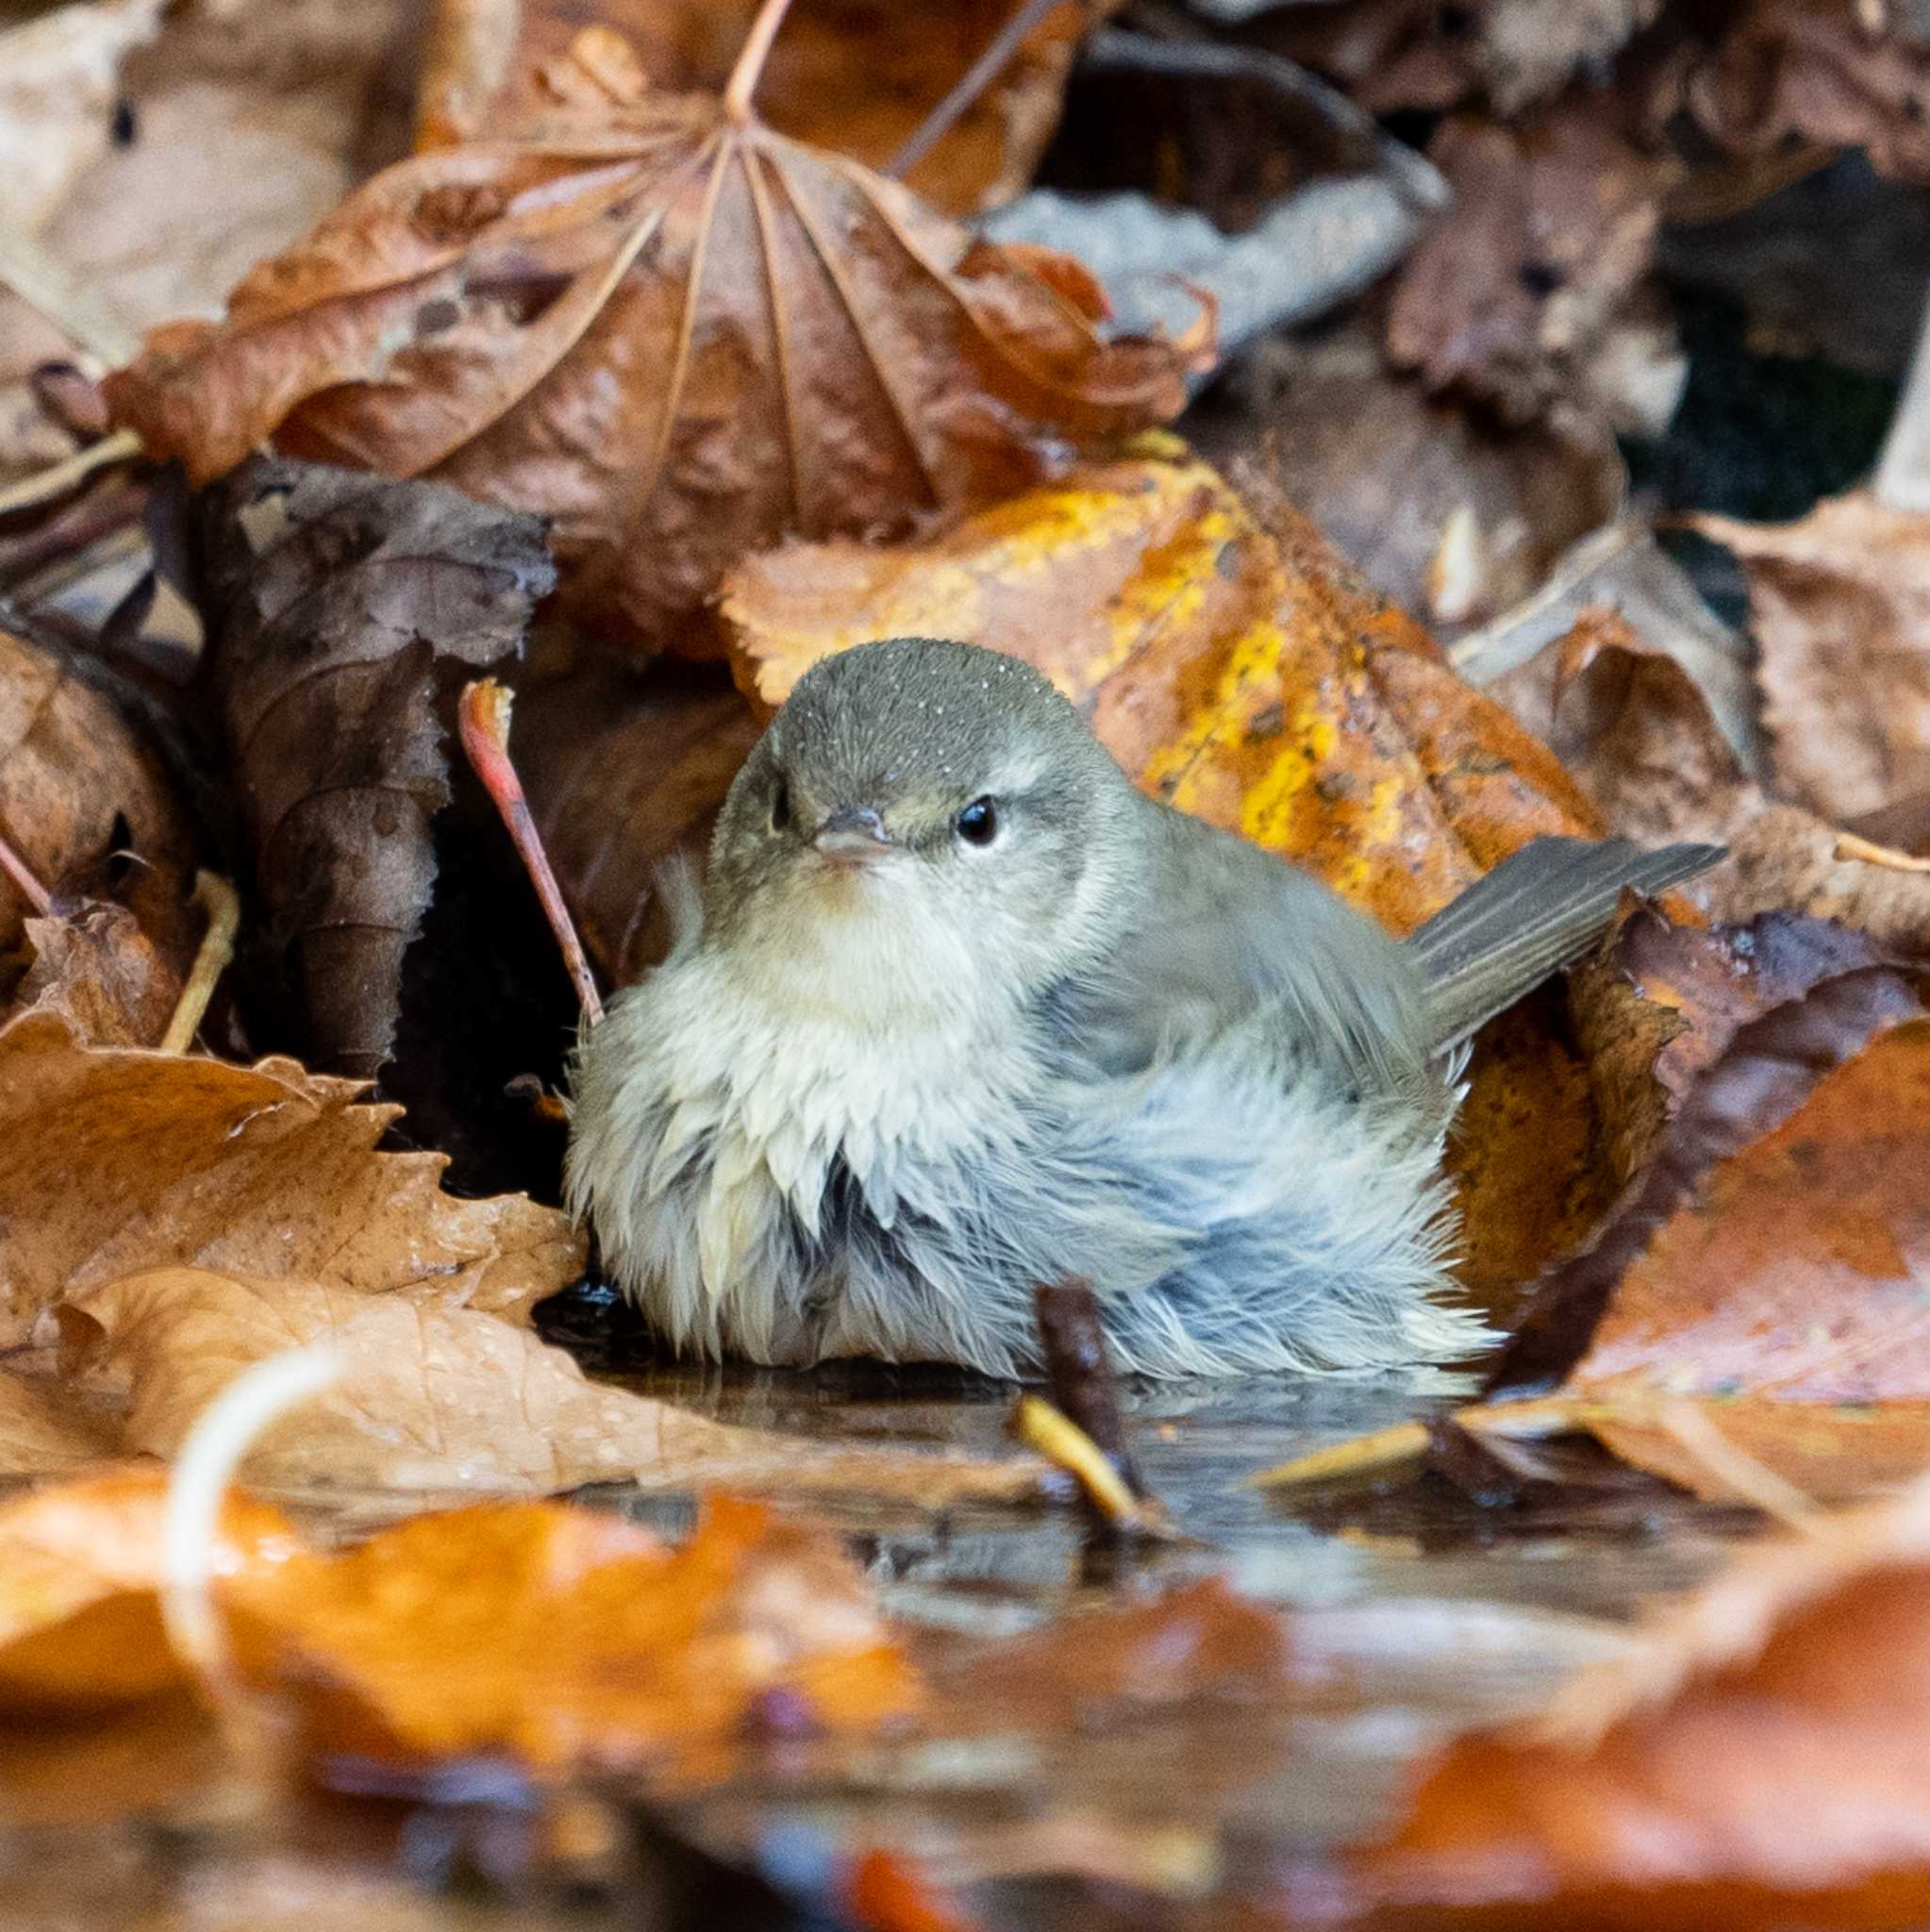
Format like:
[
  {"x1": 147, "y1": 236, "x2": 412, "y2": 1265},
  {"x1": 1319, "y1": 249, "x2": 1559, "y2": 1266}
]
[
  {"x1": 159, "y1": 872, "x2": 240, "y2": 1055},
  {"x1": 458, "y1": 678, "x2": 605, "y2": 1027},
  {"x1": 884, "y1": 0, "x2": 1067, "y2": 180}
]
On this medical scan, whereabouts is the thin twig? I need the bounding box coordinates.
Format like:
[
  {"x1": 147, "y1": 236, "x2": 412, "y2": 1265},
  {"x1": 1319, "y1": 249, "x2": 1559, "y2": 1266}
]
[
  {"x1": 0, "y1": 427, "x2": 143, "y2": 519},
  {"x1": 722, "y1": 0, "x2": 797, "y2": 123},
  {"x1": 884, "y1": 0, "x2": 1066, "y2": 180},
  {"x1": 159, "y1": 872, "x2": 241, "y2": 1054},
  {"x1": 1012, "y1": 1394, "x2": 1174, "y2": 1535},
  {"x1": 1245, "y1": 1419, "x2": 1430, "y2": 1490},
  {"x1": 1834, "y1": 828, "x2": 1930, "y2": 874},
  {"x1": 459, "y1": 678, "x2": 605, "y2": 1026},
  {"x1": 0, "y1": 825, "x2": 51, "y2": 915}
]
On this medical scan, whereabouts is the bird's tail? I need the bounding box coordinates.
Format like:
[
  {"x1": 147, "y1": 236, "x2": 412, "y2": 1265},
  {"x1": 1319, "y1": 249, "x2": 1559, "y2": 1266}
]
[{"x1": 1406, "y1": 835, "x2": 1725, "y2": 1050}]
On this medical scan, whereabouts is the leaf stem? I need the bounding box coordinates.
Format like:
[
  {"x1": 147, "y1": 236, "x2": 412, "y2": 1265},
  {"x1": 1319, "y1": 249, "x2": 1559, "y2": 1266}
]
[
  {"x1": 0, "y1": 824, "x2": 51, "y2": 914},
  {"x1": 458, "y1": 678, "x2": 605, "y2": 1027},
  {"x1": 721, "y1": 0, "x2": 796, "y2": 124},
  {"x1": 160, "y1": 872, "x2": 241, "y2": 1055},
  {"x1": 884, "y1": 0, "x2": 1066, "y2": 181}
]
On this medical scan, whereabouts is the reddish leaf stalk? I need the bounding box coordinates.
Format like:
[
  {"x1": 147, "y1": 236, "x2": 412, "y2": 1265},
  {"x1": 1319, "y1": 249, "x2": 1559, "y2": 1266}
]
[{"x1": 458, "y1": 679, "x2": 605, "y2": 1027}]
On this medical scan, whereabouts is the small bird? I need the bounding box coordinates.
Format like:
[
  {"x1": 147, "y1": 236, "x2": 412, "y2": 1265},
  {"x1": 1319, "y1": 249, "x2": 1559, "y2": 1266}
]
[{"x1": 566, "y1": 639, "x2": 1720, "y2": 1379}]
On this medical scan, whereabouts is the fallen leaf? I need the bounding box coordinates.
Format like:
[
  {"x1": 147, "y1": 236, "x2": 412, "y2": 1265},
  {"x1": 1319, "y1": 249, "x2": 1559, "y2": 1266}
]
[
  {"x1": 0, "y1": 1467, "x2": 298, "y2": 1715},
  {"x1": 421, "y1": 0, "x2": 1110, "y2": 216},
  {"x1": 1386, "y1": 99, "x2": 1673, "y2": 423},
  {"x1": 1673, "y1": 0, "x2": 1930, "y2": 184},
  {"x1": 0, "y1": 0, "x2": 164, "y2": 232},
  {"x1": 104, "y1": 51, "x2": 1204, "y2": 655},
  {"x1": 1491, "y1": 608, "x2": 1930, "y2": 958},
  {"x1": 197, "y1": 458, "x2": 556, "y2": 1077},
  {"x1": 227, "y1": 1492, "x2": 917, "y2": 1773},
  {"x1": 1690, "y1": 491, "x2": 1930, "y2": 827},
  {"x1": 1488, "y1": 925, "x2": 1925, "y2": 1409},
  {"x1": 1269, "y1": 0, "x2": 1665, "y2": 118},
  {"x1": 9, "y1": 899, "x2": 180, "y2": 1046},
  {"x1": 0, "y1": 1012, "x2": 583, "y2": 1351},
  {"x1": 0, "y1": 620, "x2": 197, "y2": 970},
  {"x1": 515, "y1": 656, "x2": 761, "y2": 986},
  {"x1": 0, "y1": 1371, "x2": 121, "y2": 1476},
  {"x1": 59, "y1": 1265, "x2": 1042, "y2": 1504},
  {"x1": 1553, "y1": 1017, "x2": 1930, "y2": 1500},
  {"x1": 1351, "y1": 1469, "x2": 1930, "y2": 1928},
  {"x1": 1192, "y1": 320, "x2": 1624, "y2": 635}
]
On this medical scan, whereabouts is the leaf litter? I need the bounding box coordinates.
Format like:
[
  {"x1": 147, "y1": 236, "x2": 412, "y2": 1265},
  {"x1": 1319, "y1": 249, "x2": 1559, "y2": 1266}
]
[{"x1": 15, "y1": 0, "x2": 1930, "y2": 1920}]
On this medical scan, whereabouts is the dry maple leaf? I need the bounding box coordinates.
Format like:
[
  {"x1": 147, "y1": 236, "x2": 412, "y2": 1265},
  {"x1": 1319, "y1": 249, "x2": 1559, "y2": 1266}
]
[
  {"x1": 197, "y1": 458, "x2": 557, "y2": 1077},
  {"x1": 9, "y1": 899, "x2": 180, "y2": 1047},
  {"x1": 225, "y1": 1491, "x2": 917, "y2": 1773},
  {"x1": 1350, "y1": 1469, "x2": 1930, "y2": 1929},
  {"x1": 104, "y1": 13, "x2": 1205, "y2": 656},
  {"x1": 1690, "y1": 492, "x2": 1930, "y2": 827},
  {"x1": 58, "y1": 1264, "x2": 1043, "y2": 1504},
  {"x1": 419, "y1": 0, "x2": 1111, "y2": 217},
  {"x1": 0, "y1": 1011, "x2": 582, "y2": 1351},
  {"x1": 0, "y1": 1467, "x2": 298, "y2": 1716}
]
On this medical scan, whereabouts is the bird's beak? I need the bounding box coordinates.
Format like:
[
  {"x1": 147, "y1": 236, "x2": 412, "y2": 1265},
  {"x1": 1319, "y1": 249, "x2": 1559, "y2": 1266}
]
[{"x1": 812, "y1": 805, "x2": 893, "y2": 866}]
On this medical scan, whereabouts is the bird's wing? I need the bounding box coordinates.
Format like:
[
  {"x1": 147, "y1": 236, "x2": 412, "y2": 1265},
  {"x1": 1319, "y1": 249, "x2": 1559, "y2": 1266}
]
[
  {"x1": 1404, "y1": 835, "x2": 1725, "y2": 1049},
  {"x1": 1060, "y1": 805, "x2": 1436, "y2": 1105}
]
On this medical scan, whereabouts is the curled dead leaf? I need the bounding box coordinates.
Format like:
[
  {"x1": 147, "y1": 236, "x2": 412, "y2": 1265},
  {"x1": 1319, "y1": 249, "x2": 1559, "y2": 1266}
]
[
  {"x1": 0, "y1": 1012, "x2": 583, "y2": 1351},
  {"x1": 197, "y1": 458, "x2": 556, "y2": 1076},
  {"x1": 105, "y1": 67, "x2": 1204, "y2": 654},
  {"x1": 10, "y1": 899, "x2": 180, "y2": 1047}
]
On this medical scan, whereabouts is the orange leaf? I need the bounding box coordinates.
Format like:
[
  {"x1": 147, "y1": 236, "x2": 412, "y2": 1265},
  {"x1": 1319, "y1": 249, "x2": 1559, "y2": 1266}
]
[
  {"x1": 0, "y1": 1468, "x2": 298, "y2": 1715},
  {"x1": 105, "y1": 78, "x2": 1203, "y2": 654}
]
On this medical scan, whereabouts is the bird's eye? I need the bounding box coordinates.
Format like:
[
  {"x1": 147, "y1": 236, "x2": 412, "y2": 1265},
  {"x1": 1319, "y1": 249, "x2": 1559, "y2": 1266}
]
[
  {"x1": 955, "y1": 796, "x2": 999, "y2": 846},
  {"x1": 770, "y1": 779, "x2": 791, "y2": 833}
]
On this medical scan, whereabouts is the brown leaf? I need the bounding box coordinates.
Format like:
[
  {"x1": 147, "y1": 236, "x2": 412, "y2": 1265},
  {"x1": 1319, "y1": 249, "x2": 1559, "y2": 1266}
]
[
  {"x1": 11, "y1": 900, "x2": 180, "y2": 1046},
  {"x1": 1691, "y1": 491, "x2": 1930, "y2": 827},
  {"x1": 1675, "y1": 0, "x2": 1930, "y2": 182},
  {"x1": 0, "y1": 621, "x2": 197, "y2": 969},
  {"x1": 1352, "y1": 1473, "x2": 1930, "y2": 1926},
  {"x1": 1192, "y1": 324, "x2": 1624, "y2": 637},
  {"x1": 59, "y1": 1265, "x2": 1041, "y2": 1504},
  {"x1": 1386, "y1": 99, "x2": 1672, "y2": 424},
  {"x1": 0, "y1": 1468, "x2": 298, "y2": 1716},
  {"x1": 196, "y1": 458, "x2": 556, "y2": 1076},
  {"x1": 1269, "y1": 0, "x2": 1664, "y2": 119},
  {"x1": 1489, "y1": 925, "x2": 1924, "y2": 1401},
  {"x1": 515, "y1": 656, "x2": 760, "y2": 986},
  {"x1": 1492, "y1": 609, "x2": 1930, "y2": 960},
  {"x1": 422, "y1": 0, "x2": 1109, "y2": 217},
  {"x1": 225, "y1": 1491, "x2": 916, "y2": 1774},
  {"x1": 104, "y1": 74, "x2": 1203, "y2": 656},
  {"x1": 0, "y1": 1012, "x2": 583, "y2": 1351},
  {"x1": 0, "y1": 1371, "x2": 122, "y2": 1477}
]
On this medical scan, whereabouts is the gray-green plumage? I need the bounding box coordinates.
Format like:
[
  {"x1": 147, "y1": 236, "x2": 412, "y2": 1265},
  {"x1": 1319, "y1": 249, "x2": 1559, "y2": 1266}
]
[{"x1": 566, "y1": 638, "x2": 1721, "y2": 1378}]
